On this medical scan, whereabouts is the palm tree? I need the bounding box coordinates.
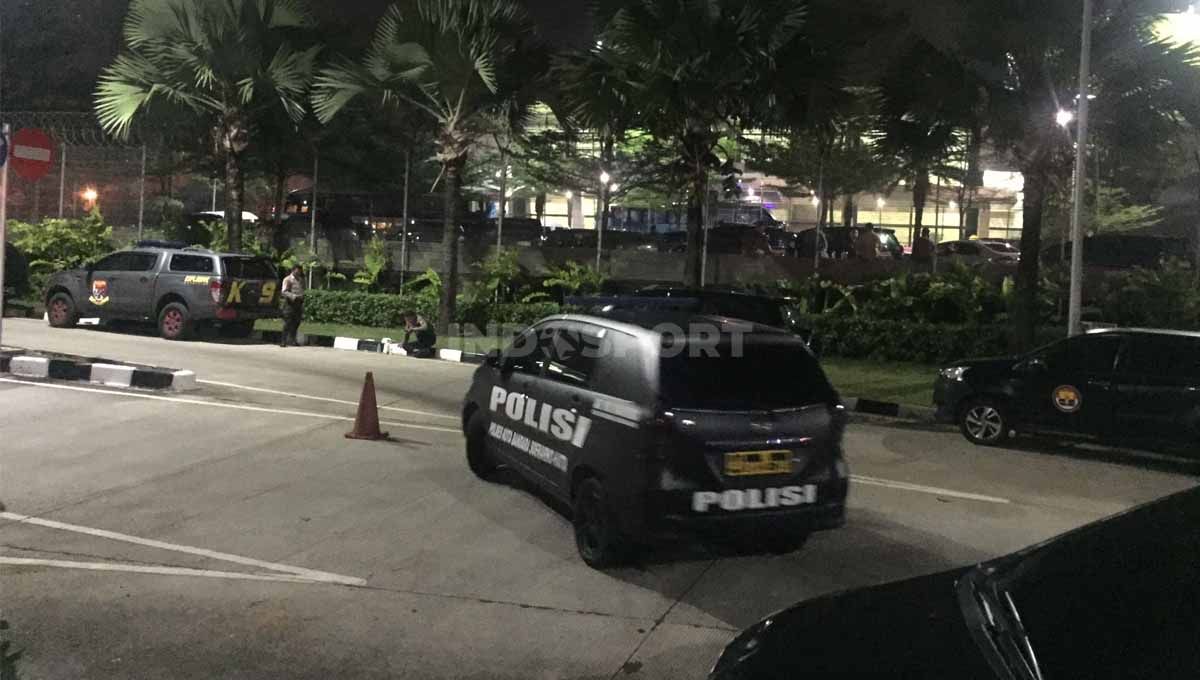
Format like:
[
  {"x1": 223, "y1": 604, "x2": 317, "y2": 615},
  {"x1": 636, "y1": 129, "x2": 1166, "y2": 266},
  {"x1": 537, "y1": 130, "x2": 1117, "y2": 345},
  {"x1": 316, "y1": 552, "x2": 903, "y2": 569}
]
[
  {"x1": 312, "y1": 0, "x2": 544, "y2": 334},
  {"x1": 95, "y1": 0, "x2": 319, "y2": 252},
  {"x1": 596, "y1": 0, "x2": 808, "y2": 286},
  {"x1": 948, "y1": 0, "x2": 1200, "y2": 348}
]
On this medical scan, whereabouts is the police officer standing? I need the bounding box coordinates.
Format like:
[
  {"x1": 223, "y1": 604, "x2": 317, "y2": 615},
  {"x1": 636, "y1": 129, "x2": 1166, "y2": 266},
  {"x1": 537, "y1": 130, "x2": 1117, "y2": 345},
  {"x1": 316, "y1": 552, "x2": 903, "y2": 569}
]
[{"x1": 280, "y1": 264, "x2": 305, "y2": 347}]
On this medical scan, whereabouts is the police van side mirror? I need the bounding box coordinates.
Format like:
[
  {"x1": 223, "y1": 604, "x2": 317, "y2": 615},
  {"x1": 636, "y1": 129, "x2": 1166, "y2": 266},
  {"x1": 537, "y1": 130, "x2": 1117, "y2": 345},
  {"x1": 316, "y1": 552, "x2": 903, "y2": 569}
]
[{"x1": 484, "y1": 348, "x2": 501, "y2": 368}]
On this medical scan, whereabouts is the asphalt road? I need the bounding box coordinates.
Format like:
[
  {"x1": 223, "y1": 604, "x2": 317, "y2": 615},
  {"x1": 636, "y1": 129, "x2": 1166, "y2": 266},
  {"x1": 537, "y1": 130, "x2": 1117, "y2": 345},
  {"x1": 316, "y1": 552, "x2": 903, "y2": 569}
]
[{"x1": 2, "y1": 318, "x2": 1196, "y2": 679}]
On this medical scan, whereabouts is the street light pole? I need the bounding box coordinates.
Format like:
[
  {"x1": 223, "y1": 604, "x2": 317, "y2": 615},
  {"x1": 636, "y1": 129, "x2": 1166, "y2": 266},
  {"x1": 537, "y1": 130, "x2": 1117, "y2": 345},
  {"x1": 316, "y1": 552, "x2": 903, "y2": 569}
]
[
  {"x1": 1067, "y1": 0, "x2": 1094, "y2": 337},
  {"x1": 597, "y1": 171, "x2": 610, "y2": 271}
]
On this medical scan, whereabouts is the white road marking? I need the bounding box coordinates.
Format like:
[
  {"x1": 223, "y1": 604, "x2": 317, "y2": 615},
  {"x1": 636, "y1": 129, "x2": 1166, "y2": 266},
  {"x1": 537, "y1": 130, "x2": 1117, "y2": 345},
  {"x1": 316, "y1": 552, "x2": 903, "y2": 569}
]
[
  {"x1": 0, "y1": 511, "x2": 366, "y2": 586},
  {"x1": 0, "y1": 557, "x2": 343, "y2": 585},
  {"x1": 196, "y1": 379, "x2": 458, "y2": 420},
  {"x1": 851, "y1": 474, "x2": 1011, "y2": 505},
  {"x1": 0, "y1": 378, "x2": 460, "y2": 434}
]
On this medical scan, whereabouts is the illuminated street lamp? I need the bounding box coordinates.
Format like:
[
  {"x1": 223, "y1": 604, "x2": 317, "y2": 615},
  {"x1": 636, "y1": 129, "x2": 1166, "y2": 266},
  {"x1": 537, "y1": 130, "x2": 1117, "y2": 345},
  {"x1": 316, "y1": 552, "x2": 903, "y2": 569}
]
[
  {"x1": 1056, "y1": 109, "x2": 1075, "y2": 128},
  {"x1": 81, "y1": 187, "x2": 99, "y2": 210}
]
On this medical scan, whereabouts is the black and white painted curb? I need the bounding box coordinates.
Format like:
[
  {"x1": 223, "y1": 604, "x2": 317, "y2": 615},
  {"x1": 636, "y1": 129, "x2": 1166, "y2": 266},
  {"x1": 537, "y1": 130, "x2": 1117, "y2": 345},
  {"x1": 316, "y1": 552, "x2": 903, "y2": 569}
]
[
  {"x1": 842, "y1": 397, "x2": 936, "y2": 422},
  {"x1": 0, "y1": 353, "x2": 197, "y2": 391}
]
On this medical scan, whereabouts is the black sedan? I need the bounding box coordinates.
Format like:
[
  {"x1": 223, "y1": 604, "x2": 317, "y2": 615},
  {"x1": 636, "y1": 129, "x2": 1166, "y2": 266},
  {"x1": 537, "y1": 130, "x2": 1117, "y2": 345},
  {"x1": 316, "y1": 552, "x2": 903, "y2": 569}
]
[
  {"x1": 933, "y1": 328, "x2": 1200, "y2": 451},
  {"x1": 709, "y1": 485, "x2": 1200, "y2": 679}
]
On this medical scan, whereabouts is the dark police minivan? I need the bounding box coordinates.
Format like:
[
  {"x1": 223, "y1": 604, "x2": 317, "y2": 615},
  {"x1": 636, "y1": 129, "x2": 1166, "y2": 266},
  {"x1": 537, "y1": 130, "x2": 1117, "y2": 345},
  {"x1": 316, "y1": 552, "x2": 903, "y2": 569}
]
[
  {"x1": 935, "y1": 328, "x2": 1200, "y2": 452},
  {"x1": 461, "y1": 313, "x2": 849, "y2": 567}
]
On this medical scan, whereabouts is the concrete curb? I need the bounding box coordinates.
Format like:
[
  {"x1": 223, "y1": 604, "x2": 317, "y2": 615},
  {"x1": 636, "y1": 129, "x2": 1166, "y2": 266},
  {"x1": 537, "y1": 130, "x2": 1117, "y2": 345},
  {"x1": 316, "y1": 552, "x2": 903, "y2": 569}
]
[
  {"x1": 842, "y1": 396, "x2": 936, "y2": 423},
  {"x1": 0, "y1": 351, "x2": 197, "y2": 391}
]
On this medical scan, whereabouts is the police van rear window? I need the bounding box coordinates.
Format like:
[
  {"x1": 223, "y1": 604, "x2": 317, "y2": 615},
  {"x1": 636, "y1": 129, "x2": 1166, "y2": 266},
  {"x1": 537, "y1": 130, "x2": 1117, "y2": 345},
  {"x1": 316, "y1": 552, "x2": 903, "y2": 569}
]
[
  {"x1": 221, "y1": 257, "x2": 277, "y2": 280},
  {"x1": 659, "y1": 342, "x2": 834, "y2": 411}
]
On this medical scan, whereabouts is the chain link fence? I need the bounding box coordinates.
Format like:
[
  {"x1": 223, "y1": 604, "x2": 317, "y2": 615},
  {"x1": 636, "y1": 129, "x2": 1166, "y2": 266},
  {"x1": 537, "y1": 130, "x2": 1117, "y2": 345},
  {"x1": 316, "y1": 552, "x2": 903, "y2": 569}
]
[{"x1": 3, "y1": 111, "x2": 151, "y2": 241}]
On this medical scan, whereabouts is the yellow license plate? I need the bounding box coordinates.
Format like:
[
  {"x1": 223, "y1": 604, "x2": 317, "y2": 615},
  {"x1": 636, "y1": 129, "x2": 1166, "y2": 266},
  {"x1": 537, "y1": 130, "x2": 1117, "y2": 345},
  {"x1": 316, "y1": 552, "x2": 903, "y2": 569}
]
[{"x1": 724, "y1": 450, "x2": 793, "y2": 476}]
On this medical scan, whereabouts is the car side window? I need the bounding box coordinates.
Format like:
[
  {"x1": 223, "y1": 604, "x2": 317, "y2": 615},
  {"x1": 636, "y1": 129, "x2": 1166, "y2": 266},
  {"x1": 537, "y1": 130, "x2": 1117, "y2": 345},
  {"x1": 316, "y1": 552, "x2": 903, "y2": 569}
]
[
  {"x1": 92, "y1": 252, "x2": 129, "y2": 271},
  {"x1": 170, "y1": 254, "x2": 214, "y2": 273},
  {"x1": 128, "y1": 252, "x2": 160, "y2": 271},
  {"x1": 936, "y1": 243, "x2": 952, "y2": 256},
  {"x1": 545, "y1": 328, "x2": 602, "y2": 388},
  {"x1": 1047, "y1": 335, "x2": 1123, "y2": 374},
  {"x1": 959, "y1": 243, "x2": 980, "y2": 256},
  {"x1": 504, "y1": 325, "x2": 551, "y2": 376},
  {"x1": 1122, "y1": 336, "x2": 1200, "y2": 380}
]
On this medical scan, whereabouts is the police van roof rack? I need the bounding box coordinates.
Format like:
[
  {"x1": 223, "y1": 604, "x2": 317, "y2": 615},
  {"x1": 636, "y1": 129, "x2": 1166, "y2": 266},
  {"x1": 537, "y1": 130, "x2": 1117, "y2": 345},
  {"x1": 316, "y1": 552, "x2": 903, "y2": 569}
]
[
  {"x1": 565, "y1": 295, "x2": 703, "y2": 315},
  {"x1": 135, "y1": 239, "x2": 189, "y2": 249}
]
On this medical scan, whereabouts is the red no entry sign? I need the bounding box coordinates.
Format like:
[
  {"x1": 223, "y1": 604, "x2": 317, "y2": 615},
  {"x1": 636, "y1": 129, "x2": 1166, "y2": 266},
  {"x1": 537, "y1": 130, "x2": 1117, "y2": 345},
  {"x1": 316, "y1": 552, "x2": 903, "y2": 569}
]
[{"x1": 10, "y1": 128, "x2": 55, "y2": 181}]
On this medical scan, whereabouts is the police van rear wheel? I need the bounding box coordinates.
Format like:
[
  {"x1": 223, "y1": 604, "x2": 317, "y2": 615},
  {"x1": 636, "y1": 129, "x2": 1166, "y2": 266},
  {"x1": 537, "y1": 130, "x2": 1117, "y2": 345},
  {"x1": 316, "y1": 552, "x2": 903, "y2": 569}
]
[
  {"x1": 465, "y1": 411, "x2": 499, "y2": 478},
  {"x1": 573, "y1": 477, "x2": 630, "y2": 568},
  {"x1": 158, "y1": 303, "x2": 194, "y2": 341},
  {"x1": 47, "y1": 293, "x2": 78, "y2": 328},
  {"x1": 762, "y1": 531, "x2": 810, "y2": 555}
]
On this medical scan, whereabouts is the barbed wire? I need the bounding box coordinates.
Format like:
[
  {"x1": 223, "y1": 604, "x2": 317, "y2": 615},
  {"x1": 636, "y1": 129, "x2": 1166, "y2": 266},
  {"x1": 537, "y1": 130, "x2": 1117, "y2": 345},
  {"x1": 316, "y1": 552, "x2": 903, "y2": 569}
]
[{"x1": 1, "y1": 111, "x2": 143, "y2": 147}]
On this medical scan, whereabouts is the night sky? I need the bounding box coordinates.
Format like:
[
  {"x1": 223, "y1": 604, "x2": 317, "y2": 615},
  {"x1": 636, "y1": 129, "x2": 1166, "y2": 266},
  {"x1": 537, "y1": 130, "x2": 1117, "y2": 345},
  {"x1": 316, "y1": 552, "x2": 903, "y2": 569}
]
[{"x1": 1, "y1": 0, "x2": 593, "y2": 112}]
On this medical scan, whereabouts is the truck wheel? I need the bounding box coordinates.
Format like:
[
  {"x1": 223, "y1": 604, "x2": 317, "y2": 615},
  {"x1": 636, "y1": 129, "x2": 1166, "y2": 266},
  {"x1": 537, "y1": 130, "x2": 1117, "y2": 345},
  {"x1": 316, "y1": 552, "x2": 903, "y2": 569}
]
[
  {"x1": 959, "y1": 397, "x2": 1011, "y2": 446},
  {"x1": 573, "y1": 476, "x2": 632, "y2": 568},
  {"x1": 47, "y1": 293, "x2": 78, "y2": 328},
  {"x1": 465, "y1": 410, "x2": 499, "y2": 478},
  {"x1": 158, "y1": 302, "x2": 194, "y2": 340}
]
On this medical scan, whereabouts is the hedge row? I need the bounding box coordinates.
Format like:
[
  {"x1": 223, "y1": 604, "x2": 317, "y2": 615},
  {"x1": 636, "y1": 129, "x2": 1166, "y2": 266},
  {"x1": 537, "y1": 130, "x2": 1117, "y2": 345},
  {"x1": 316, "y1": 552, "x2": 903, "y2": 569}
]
[
  {"x1": 303, "y1": 290, "x2": 561, "y2": 329},
  {"x1": 799, "y1": 314, "x2": 1064, "y2": 365}
]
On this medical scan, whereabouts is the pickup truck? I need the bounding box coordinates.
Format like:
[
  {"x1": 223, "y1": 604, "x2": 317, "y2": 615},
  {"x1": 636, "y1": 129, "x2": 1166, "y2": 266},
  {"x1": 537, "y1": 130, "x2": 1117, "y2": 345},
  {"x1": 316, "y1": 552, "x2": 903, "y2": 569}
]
[{"x1": 44, "y1": 243, "x2": 280, "y2": 340}]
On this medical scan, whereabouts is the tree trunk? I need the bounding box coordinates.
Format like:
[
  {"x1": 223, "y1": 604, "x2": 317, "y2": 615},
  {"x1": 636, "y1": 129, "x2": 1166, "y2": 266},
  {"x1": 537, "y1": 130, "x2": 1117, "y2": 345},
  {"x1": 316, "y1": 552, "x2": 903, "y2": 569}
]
[
  {"x1": 841, "y1": 195, "x2": 855, "y2": 227},
  {"x1": 1013, "y1": 156, "x2": 1050, "y2": 352},
  {"x1": 912, "y1": 170, "x2": 929, "y2": 229},
  {"x1": 268, "y1": 165, "x2": 287, "y2": 249},
  {"x1": 684, "y1": 170, "x2": 706, "y2": 287},
  {"x1": 224, "y1": 149, "x2": 244, "y2": 253},
  {"x1": 437, "y1": 156, "x2": 465, "y2": 337}
]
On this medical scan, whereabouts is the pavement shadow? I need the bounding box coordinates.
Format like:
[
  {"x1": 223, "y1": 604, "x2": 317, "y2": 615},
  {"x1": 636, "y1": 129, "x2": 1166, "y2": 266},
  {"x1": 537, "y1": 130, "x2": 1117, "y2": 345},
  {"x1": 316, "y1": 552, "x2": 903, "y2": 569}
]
[
  {"x1": 996, "y1": 436, "x2": 1200, "y2": 476},
  {"x1": 85, "y1": 321, "x2": 273, "y2": 347}
]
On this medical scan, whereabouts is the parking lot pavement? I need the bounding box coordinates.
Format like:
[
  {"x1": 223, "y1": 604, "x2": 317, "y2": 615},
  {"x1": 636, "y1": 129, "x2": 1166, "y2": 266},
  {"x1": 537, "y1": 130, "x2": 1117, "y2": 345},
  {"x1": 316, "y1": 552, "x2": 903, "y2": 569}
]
[{"x1": 2, "y1": 326, "x2": 1197, "y2": 679}]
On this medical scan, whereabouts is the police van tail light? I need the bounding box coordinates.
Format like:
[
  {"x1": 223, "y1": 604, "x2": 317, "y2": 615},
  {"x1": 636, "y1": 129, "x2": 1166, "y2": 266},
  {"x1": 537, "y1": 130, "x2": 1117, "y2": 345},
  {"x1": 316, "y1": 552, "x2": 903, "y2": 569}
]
[{"x1": 209, "y1": 278, "x2": 224, "y2": 305}]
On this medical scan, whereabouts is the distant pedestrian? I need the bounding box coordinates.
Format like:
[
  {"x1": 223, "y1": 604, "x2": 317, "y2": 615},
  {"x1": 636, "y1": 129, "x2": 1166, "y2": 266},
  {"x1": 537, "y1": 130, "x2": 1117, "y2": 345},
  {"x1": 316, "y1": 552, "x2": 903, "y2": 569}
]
[
  {"x1": 855, "y1": 223, "x2": 880, "y2": 260},
  {"x1": 280, "y1": 264, "x2": 305, "y2": 347},
  {"x1": 402, "y1": 310, "x2": 437, "y2": 358},
  {"x1": 912, "y1": 227, "x2": 934, "y2": 264}
]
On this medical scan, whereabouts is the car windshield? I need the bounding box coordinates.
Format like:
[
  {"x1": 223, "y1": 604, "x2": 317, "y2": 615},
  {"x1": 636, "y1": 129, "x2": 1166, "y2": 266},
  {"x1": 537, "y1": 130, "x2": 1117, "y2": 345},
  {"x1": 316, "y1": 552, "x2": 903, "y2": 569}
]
[
  {"x1": 221, "y1": 257, "x2": 277, "y2": 280},
  {"x1": 659, "y1": 338, "x2": 835, "y2": 411}
]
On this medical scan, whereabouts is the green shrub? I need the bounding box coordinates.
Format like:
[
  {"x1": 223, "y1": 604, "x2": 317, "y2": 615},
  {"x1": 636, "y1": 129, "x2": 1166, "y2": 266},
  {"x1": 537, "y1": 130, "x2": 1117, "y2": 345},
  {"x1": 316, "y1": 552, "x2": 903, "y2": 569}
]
[
  {"x1": 303, "y1": 290, "x2": 411, "y2": 327},
  {"x1": 1098, "y1": 259, "x2": 1200, "y2": 331},
  {"x1": 8, "y1": 210, "x2": 113, "y2": 294},
  {"x1": 301, "y1": 287, "x2": 560, "y2": 332},
  {"x1": 799, "y1": 314, "x2": 1064, "y2": 365}
]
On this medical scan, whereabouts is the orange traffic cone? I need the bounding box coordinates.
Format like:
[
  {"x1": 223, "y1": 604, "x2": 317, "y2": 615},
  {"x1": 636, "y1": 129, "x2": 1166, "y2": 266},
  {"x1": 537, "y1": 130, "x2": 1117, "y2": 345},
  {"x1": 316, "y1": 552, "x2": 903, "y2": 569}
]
[{"x1": 345, "y1": 371, "x2": 389, "y2": 440}]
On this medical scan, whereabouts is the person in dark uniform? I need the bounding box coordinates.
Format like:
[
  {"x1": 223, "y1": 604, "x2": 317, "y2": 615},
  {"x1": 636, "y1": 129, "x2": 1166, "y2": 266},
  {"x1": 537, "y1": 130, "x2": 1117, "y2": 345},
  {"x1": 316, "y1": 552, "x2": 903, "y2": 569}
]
[
  {"x1": 402, "y1": 310, "x2": 437, "y2": 357},
  {"x1": 280, "y1": 264, "x2": 305, "y2": 347}
]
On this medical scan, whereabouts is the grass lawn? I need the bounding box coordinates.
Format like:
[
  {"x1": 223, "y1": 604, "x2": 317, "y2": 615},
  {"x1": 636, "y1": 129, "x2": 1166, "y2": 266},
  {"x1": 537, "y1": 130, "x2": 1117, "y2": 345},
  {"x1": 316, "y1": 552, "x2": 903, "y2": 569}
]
[
  {"x1": 258, "y1": 319, "x2": 935, "y2": 406},
  {"x1": 820, "y1": 357, "x2": 935, "y2": 407}
]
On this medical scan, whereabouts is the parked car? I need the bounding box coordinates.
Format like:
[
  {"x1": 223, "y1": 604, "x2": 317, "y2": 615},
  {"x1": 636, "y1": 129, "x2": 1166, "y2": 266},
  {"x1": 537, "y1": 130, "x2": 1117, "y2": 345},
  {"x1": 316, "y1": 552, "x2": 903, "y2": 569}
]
[
  {"x1": 1040, "y1": 234, "x2": 1191, "y2": 269},
  {"x1": 934, "y1": 328, "x2": 1200, "y2": 452},
  {"x1": 935, "y1": 239, "x2": 1020, "y2": 265},
  {"x1": 44, "y1": 242, "x2": 280, "y2": 340},
  {"x1": 461, "y1": 312, "x2": 849, "y2": 567},
  {"x1": 821, "y1": 226, "x2": 904, "y2": 259},
  {"x1": 709, "y1": 485, "x2": 1200, "y2": 679}
]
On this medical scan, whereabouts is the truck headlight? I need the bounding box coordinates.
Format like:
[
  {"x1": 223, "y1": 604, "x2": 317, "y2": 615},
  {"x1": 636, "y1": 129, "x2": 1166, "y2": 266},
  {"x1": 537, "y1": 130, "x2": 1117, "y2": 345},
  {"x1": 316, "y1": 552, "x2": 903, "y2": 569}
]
[{"x1": 939, "y1": 366, "x2": 968, "y2": 382}]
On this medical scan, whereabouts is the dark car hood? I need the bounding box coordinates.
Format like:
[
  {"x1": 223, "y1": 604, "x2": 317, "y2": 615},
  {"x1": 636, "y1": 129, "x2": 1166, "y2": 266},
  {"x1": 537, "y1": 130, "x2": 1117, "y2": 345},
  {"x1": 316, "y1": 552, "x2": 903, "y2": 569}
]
[{"x1": 712, "y1": 567, "x2": 996, "y2": 680}]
